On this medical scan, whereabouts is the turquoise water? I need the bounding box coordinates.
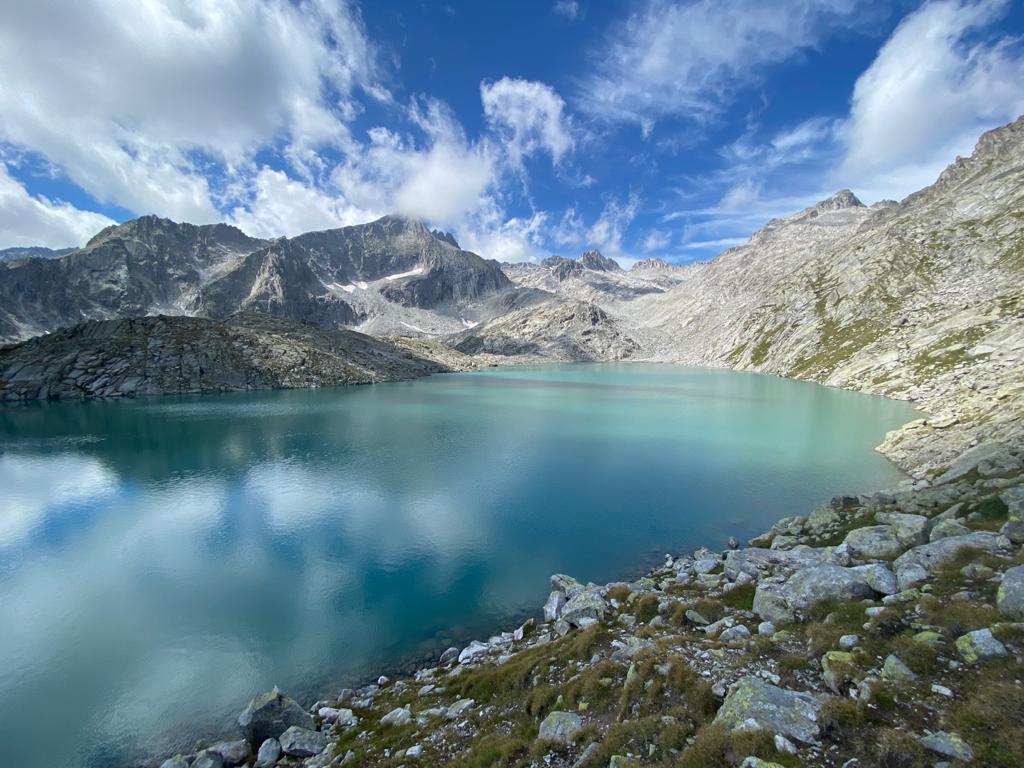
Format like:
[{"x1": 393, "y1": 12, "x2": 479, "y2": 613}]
[{"x1": 0, "y1": 364, "x2": 917, "y2": 767}]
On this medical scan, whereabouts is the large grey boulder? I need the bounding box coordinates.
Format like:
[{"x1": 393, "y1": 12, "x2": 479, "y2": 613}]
[
  {"x1": 934, "y1": 441, "x2": 1020, "y2": 484},
  {"x1": 755, "y1": 565, "x2": 875, "y2": 623},
  {"x1": 279, "y1": 726, "x2": 330, "y2": 757},
  {"x1": 254, "y1": 738, "x2": 282, "y2": 768},
  {"x1": 238, "y1": 689, "x2": 314, "y2": 746},
  {"x1": 724, "y1": 547, "x2": 834, "y2": 580},
  {"x1": 893, "y1": 532, "x2": 1009, "y2": 591},
  {"x1": 543, "y1": 590, "x2": 566, "y2": 622},
  {"x1": 538, "y1": 710, "x2": 584, "y2": 745},
  {"x1": 919, "y1": 731, "x2": 975, "y2": 762},
  {"x1": 955, "y1": 628, "x2": 1008, "y2": 663},
  {"x1": 849, "y1": 563, "x2": 898, "y2": 595},
  {"x1": 843, "y1": 526, "x2": 904, "y2": 560},
  {"x1": 560, "y1": 589, "x2": 606, "y2": 626},
  {"x1": 380, "y1": 706, "x2": 413, "y2": 727},
  {"x1": 191, "y1": 751, "x2": 224, "y2": 768},
  {"x1": 997, "y1": 565, "x2": 1024, "y2": 620},
  {"x1": 714, "y1": 676, "x2": 822, "y2": 744},
  {"x1": 875, "y1": 512, "x2": 930, "y2": 547},
  {"x1": 208, "y1": 739, "x2": 251, "y2": 766}
]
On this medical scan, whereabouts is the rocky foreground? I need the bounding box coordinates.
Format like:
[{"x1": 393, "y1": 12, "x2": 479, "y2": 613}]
[
  {"x1": 155, "y1": 439, "x2": 1024, "y2": 768},
  {"x1": 0, "y1": 313, "x2": 476, "y2": 402}
]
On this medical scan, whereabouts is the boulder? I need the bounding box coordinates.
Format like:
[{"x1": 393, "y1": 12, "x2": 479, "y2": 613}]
[
  {"x1": 739, "y1": 759, "x2": 787, "y2": 768},
  {"x1": 843, "y1": 526, "x2": 904, "y2": 560},
  {"x1": 719, "y1": 624, "x2": 752, "y2": 642},
  {"x1": 238, "y1": 689, "x2": 314, "y2": 746},
  {"x1": 893, "y1": 532, "x2": 1008, "y2": 590},
  {"x1": 724, "y1": 547, "x2": 833, "y2": 580},
  {"x1": 446, "y1": 698, "x2": 475, "y2": 719},
  {"x1": 875, "y1": 512, "x2": 930, "y2": 546},
  {"x1": 919, "y1": 731, "x2": 975, "y2": 762},
  {"x1": 279, "y1": 726, "x2": 330, "y2": 757},
  {"x1": 820, "y1": 651, "x2": 856, "y2": 693},
  {"x1": 159, "y1": 757, "x2": 190, "y2": 768},
  {"x1": 714, "y1": 676, "x2": 822, "y2": 744},
  {"x1": 208, "y1": 739, "x2": 251, "y2": 766},
  {"x1": 380, "y1": 706, "x2": 413, "y2": 726},
  {"x1": 254, "y1": 738, "x2": 282, "y2": 768},
  {"x1": 191, "y1": 752, "x2": 224, "y2": 768},
  {"x1": 929, "y1": 518, "x2": 971, "y2": 541},
  {"x1": 560, "y1": 589, "x2": 606, "y2": 626},
  {"x1": 934, "y1": 441, "x2": 1019, "y2": 484},
  {"x1": 881, "y1": 654, "x2": 916, "y2": 683},
  {"x1": 438, "y1": 646, "x2": 460, "y2": 666},
  {"x1": 458, "y1": 640, "x2": 490, "y2": 664},
  {"x1": 997, "y1": 565, "x2": 1024, "y2": 620},
  {"x1": 775, "y1": 565, "x2": 875, "y2": 620},
  {"x1": 752, "y1": 581, "x2": 793, "y2": 625},
  {"x1": 537, "y1": 710, "x2": 584, "y2": 745},
  {"x1": 955, "y1": 628, "x2": 1008, "y2": 663},
  {"x1": 543, "y1": 590, "x2": 566, "y2": 622},
  {"x1": 1000, "y1": 487, "x2": 1024, "y2": 544},
  {"x1": 849, "y1": 563, "x2": 898, "y2": 595}
]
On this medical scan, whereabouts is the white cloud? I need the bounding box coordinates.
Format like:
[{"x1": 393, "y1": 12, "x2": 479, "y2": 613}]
[
  {"x1": 580, "y1": 0, "x2": 870, "y2": 126},
  {"x1": 839, "y1": 0, "x2": 1024, "y2": 201},
  {"x1": 0, "y1": 0, "x2": 382, "y2": 221},
  {"x1": 553, "y1": 0, "x2": 581, "y2": 21},
  {"x1": 456, "y1": 211, "x2": 550, "y2": 263},
  {"x1": 641, "y1": 230, "x2": 671, "y2": 252},
  {"x1": 552, "y1": 194, "x2": 641, "y2": 257},
  {"x1": 0, "y1": 164, "x2": 115, "y2": 249},
  {"x1": 481, "y1": 78, "x2": 574, "y2": 168},
  {"x1": 227, "y1": 167, "x2": 374, "y2": 238}
]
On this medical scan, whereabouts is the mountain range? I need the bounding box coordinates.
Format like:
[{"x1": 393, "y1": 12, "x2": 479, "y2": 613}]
[{"x1": 2, "y1": 116, "x2": 1023, "y2": 474}]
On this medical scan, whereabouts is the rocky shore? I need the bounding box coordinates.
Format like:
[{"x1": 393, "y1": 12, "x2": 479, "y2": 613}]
[{"x1": 153, "y1": 436, "x2": 1024, "y2": 768}]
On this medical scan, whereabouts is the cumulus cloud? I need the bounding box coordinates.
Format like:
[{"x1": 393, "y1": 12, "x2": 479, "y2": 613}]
[
  {"x1": 0, "y1": 164, "x2": 115, "y2": 249},
  {"x1": 641, "y1": 230, "x2": 671, "y2": 252},
  {"x1": 580, "y1": 0, "x2": 872, "y2": 127},
  {"x1": 552, "y1": 194, "x2": 640, "y2": 258},
  {"x1": 481, "y1": 78, "x2": 574, "y2": 168},
  {"x1": 0, "y1": 0, "x2": 382, "y2": 221},
  {"x1": 839, "y1": 0, "x2": 1024, "y2": 200}
]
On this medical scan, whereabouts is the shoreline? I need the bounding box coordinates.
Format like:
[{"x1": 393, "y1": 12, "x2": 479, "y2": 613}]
[{"x1": 150, "y1": 425, "x2": 1022, "y2": 767}]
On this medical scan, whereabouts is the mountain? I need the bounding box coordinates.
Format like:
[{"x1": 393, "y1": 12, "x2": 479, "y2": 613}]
[
  {"x1": 511, "y1": 118, "x2": 1024, "y2": 473},
  {"x1": 0, "y1": 246, "x2": 77, "y2": 263},
  {"x1": 578, "y1": 249, "x2": 622, "y2": 271},
  {"x1": 0, "y1": 313, "x2": 474, "y2": 401},
  {"x1": 0, "y1": 215, "x2": 513, "y2": 343}
]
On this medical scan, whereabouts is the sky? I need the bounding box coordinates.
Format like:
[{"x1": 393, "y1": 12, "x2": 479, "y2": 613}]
[{"x1": 1, "y1": 0, "x2": 1023, "y2": 265}]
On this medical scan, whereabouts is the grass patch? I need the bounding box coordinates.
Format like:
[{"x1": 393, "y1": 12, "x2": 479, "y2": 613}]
[
  {"x1": 720, "y1": 583, "x2": 756, "y2": 610},
  {"x1": 678, "y1": 723, "x2": 799, "y2": 768},
  {"x1": 949, "y1": 659, "x2": 1024, "y2": 767}
]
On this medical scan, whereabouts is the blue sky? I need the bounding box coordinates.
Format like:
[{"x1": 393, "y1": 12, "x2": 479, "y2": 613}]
[{"x1": 1, "y1": 1, "x2": 1023, "y2": 264}]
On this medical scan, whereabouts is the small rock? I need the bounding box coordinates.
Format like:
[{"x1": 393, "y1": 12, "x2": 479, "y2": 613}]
[
  {"x1": 838, "y1": 634, "x2": 860, "y2": 650},
  {"x1": 458, "y1": 640, "x2": 490, "y2": 664},
  {"x1": 446, "y1": 698, "x2": 475, "y2": 719},
  {"x1": 543, "y1": 590, "x2": 567, "y2": 622},
  {"x1": 159, "y1": 757, "x2": 190, "y2": 768},
  {"x1": 930, "y1": 683, "x2": 954, "y2": 697},
  {"x1": 919, "y1": 731, "x2": 974, "y2": 762},
  {"x1": 439, "y1": 646, "x2": 460, "y2": 666},
  {"x1": 538, "y1": 710, "x2": 584, "y2": 745},
  {"x1": 997, "y1": 565, "x2": 1024, "y2": 620},
  {"x1": 719, "y1": 624, "x2": 752, "y2": 642},
  {"x1": 757, "y1": 621, "x2": 776, "y2": 636},
  {"x1": 882, "y1": 654, "x2": 916, "y2": 683},
  {"x1": 406, "y1": 744, "x2": 423, "y2": 759}
]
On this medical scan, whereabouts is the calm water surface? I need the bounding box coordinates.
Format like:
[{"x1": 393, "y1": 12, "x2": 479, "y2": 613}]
[{"x1": 0, "y1": 364, "x2": 918, "y2": 766}]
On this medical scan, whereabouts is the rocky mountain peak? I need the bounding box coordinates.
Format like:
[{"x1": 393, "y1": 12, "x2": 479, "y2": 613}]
[
  {"x1": 815, "y1": 189, "x2": 864, "y2": 212},
  {"x1": 631, "y1": 257, "x2": 670, "y2": 272},
  {"x1": 578, "y1": 250, "x2": 622, "y2": 271}
]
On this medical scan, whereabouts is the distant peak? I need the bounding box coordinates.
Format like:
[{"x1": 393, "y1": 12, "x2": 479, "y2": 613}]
[
  {"x1": 578, "y1": 249, "x2": 622, "y2": 271},
  {"x1": 815, "y1": 189, "x2": 864, "y2": 211},
  {"x1": 431, "y1": 229, "x2": 460, "y2": 249}
]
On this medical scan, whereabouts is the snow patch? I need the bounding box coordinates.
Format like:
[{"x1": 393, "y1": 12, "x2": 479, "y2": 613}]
[{"x1": 385, "y1": 267, "x2": 424, "y2": 281}]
